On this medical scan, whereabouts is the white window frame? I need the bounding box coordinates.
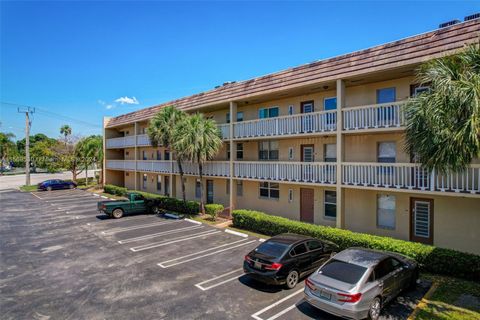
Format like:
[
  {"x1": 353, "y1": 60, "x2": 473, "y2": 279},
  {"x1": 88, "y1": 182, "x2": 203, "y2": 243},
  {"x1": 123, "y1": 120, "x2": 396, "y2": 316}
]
[
  {"x1": 377, "y1": 194, "x2": 396, "y2": 230},
  {"x1": 259, "y1": 182, "x2": 280, "y2": 200},
  {"x1": 288, "y1": 189, "x2": 293, "y2": 203},
  {"x1": 156, "y1": 175, "x2": 162, "y2": 191},
  {"x1": 324, "y1": 190, "x2": 337, "y2": 219},
  {"x1": 259, "y1": 140, "x2": 279, "y2": 160},
  {"x1": 323, "y1": 97, "x2": 337, "y2": 110},
  {"x1": 142, "y1": 174, "x2": 147, "y2": 189},
  {"x1": 195, "y1": 180, "x2": 201, "y2": 199},
  {"x1": 258, "y1": 106, "x2": 279, "y2": 119}
]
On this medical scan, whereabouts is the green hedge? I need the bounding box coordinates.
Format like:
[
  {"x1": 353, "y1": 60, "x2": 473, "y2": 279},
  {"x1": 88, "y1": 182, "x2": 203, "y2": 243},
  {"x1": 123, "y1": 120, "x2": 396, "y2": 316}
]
[
  {"x1": 232, "y1": 209, "x2": 480, "y2": 281},
  {"x1": 104, "y1": 184, "x2": 127, "y2": 196},
  {"x1": 205, "y1": 204, "x2": 224, "y2": 215}
]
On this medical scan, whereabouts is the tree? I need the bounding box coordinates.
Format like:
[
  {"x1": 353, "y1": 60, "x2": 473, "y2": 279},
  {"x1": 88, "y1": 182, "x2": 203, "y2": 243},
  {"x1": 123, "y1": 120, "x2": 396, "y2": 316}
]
[
  {"x1": 60, "y1": 125, "x2": 72, "y2": 146},
  {"x1": 405, "y1": 43, "x2": 480, "y2": 174},
  {"x1": 55, "y1": 135, "x2": 83, "y2": 181},
  {"x1": 77, "y1": 135, "x2": 103, "y2": 184},
  {"x1": 173, "y1": 114, "x2": 222, "y2": 214},
  {"x1": 147, "y1": 106, "x2": 188, "y2": 202},
  {"x1": 0, "y1": 132, "x2": 17, "y2": 172},
  {"x1": 30, "y1": 139, "x2": 62, "y2": 173}
]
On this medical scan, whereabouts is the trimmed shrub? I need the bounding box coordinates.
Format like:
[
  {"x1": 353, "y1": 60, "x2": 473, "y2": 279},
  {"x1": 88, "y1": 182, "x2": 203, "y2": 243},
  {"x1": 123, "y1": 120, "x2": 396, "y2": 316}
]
[
  {"x1": 205, "y1": 204, "x2": 224, "y2": 221},
  {"x1": 232, "y1": 209, "x2": 480, "y2": 281},
  {"x1": 134, "y1": 190, "x2": 165, "y2": 200},
  {"x1": 104, "y1": 184, "x2": 127, "y2": 196}
]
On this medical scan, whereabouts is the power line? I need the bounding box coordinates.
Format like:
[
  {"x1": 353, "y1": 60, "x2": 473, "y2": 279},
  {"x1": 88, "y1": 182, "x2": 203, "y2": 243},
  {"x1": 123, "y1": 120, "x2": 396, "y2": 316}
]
[{"x1": 1, "y1": 101, "x2": 102, "y2": 129}]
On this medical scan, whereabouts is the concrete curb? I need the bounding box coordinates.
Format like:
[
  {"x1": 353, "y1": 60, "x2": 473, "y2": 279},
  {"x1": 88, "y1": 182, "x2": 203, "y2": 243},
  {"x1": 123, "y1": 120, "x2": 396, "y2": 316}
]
[
  {"x1": 225, "y1": 229, "x2": 248, "y2": 238},
  {"x1": 407, "y1": 281, "x2": 439, "y2": 320},
  {"x1": 184, "y1": 218, "x2": 202, "y2": 225}
]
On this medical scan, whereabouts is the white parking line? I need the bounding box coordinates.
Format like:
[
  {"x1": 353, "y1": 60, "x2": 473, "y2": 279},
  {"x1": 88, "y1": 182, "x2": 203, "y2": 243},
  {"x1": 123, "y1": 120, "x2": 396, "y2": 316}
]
[
  {"x1": 194, "y1": 268, "x2": 244, "y2": 291},
  {"x1": 225, "y1": 229, "x2": 248, "y2": 238},
  {"x1": 265, "y1": 304, "x2": 297, "y2": 320},
  {"x1": 184, "y1": 218, "x2": 201, "y2": 225},
  {"x1": 101, "y1": 220, "x2": 178, "y2": 235},
  {"x1": 30, "y1": 192, "x2": 43, "y2": 199},
  {"x1": 130, "y1": 230, "x2": 221, "y2": 252},
  {"x1": 45, "y1": 197, "x2": 97, "y2": 203},
  {"x1": 158, "y1": 239, "x2": 257, "y2": 268},
  {"x1": 118, "y1": 225, "x2": 204, "y2": 244},
  {"x1": 251, "y1": 288, "x2": 304, "y2": 320}
]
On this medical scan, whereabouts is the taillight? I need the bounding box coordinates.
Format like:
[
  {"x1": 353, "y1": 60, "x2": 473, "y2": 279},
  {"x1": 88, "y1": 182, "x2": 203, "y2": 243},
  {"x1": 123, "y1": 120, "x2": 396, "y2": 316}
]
[
  {"x1": 305, "y1": 278, "x2": 315, "y2": 290},
  {"x1": 244, "y1": 255, "x2": 253, "y2": 264},
  {"x1": 337, "y1": 292, "x2": 362, "y2": 303},
  {"x1": 264, "y1": 262, "x2": 283, "y2": 271}
]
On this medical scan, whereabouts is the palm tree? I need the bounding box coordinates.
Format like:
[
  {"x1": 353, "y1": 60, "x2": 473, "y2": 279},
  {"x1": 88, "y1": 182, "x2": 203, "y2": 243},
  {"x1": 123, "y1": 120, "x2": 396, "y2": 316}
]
[
  {"x1": 173, "y1": 114, "x2": 222, "y2": 214},
  {"x1": 0, "y1": 132, "x2": 16, "y2": 172},
  {"x1": 60, "y1": 125, "x2": 72, "y2": 146},
  {"x1": 147, "y1": 106, "x2": 188, "y2": 202},
  {"x1": 82, "y1": 135, "x2": 103, "y2": 184},
  {"x1": 405, "y1": 43, "x2": 480, "y2": 174}
]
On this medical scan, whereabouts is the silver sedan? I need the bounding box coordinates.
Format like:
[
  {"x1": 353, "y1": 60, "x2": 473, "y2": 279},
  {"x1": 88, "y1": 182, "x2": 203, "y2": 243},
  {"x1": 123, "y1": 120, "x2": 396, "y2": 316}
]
[{"x1": 304, "y1": 248, "x2": 418, "y2": 320}]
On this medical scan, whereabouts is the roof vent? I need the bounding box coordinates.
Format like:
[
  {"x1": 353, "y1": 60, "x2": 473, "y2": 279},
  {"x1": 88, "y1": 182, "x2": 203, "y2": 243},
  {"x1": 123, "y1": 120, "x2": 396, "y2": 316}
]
[
  {"x1": 222, "y1": 81, "x2": 236, "y2": 86},
  {"x1": 439, "y1": 19, "x2": 460, "y2": 28},
  {"x1": 464, "y1": 13, "x2": 480, "y2": 22}
]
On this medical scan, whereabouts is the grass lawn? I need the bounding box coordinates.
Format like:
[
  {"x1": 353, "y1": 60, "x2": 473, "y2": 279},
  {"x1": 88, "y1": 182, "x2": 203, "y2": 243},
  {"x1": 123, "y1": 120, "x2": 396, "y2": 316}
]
[
  {"x1": 415, "y1": 274, "x2": 480, "y2": 320},
  {"x1": 19, "y1": 185, "x2": 38, "y2": 192}
]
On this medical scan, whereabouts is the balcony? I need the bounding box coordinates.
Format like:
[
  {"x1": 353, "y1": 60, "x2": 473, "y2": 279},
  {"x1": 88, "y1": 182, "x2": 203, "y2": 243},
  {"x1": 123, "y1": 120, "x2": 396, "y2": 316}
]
[
  {"x1": 234, "y1": 161, "x2": 336, "y2": 185},
  {"x1": 105, "y1": 136, "x2": 136, "y2": 149},
  {"x1": 218, "y1": 124, "x2": 230, "y2": 140},
  {"x1": 342, "y1": 101, "x2": 406, "y2": 132},
  {"x1": 233, "y1": 110, "x2": 336, "y2": 139},
  {"x1": 342, "y1": 163, "x2": 480, "y2": 195},
  {"x1": 105, "y1": 160, "x2": 230, "y2": 177}
]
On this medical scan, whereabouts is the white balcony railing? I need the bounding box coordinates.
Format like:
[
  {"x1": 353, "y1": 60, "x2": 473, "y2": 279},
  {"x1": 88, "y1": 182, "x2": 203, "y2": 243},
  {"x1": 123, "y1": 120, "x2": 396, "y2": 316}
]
[
  {"x1": 342, "y1": 163, "x2": 480, "y2": 194},
  {"x1": 178, "y1": 161, "x2": 230, "y2": 177},
  {"x1": 137, "y1": 160, "x2": 174, "y2": 173},
  {"x1": 106, "y1": 160, "x2": 136, "y2": 171},
  {"x1": 105, "y1": 136, "x2": 136, "y2": 149},
  {"x1": 136, "y1": 134, "x2": 151, "y2": 146},
  {"x1": 233, "y1": 110, "x2": 336, "y2": 139},
  {"x1": 234, "y1": 161, "x2": 336, "y2": 184},
  {"x1": 342, "y1": 101, "x2": 406, "y2": 131},
  {"x1": 218, "y1": 124, "x2": 230, "y2": 140}
]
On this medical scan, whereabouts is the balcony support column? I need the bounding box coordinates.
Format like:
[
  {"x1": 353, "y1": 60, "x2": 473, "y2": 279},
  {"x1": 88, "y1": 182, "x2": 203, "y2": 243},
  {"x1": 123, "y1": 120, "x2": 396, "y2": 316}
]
[
  {"x1": 229, "y1": 101, "x2": 237, "y2": 215},
  {"x1": 336, "y1": 79, "x2": 346, "y2": 229},
  {"x1": 134, "y1": 122, "x2": 138, "y2": 191}
]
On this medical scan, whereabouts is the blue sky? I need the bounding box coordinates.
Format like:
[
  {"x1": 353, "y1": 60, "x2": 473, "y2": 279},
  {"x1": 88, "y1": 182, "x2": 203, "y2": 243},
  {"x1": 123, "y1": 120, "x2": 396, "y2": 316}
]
[{"x1": 1, "y1": 1, "x2": 478, "y2": 140}]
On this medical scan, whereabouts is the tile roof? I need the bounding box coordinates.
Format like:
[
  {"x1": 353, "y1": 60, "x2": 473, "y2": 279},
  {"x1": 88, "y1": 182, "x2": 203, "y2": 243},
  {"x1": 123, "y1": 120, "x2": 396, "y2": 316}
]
[{"x1": 106, "y1": 19, "x2": 480, "y2": 128}]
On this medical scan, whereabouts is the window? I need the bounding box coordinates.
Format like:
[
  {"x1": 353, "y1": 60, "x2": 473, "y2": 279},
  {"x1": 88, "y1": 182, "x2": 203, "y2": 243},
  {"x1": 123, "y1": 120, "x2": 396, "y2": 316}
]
[
  {"x1": 142, "y1": 174, "x2": 147, "y2": 189},
  {"x1": 259, "y1": 182, "x2": 279, "y2": 199},
  {"x1": 237, "y1": 112, "x2": 244, "y2": 122},
  {"x1": 374, "y1": 258, "x2": 396, "y2": 279},
  {"x1": 324, "y1": 190, "x2": 337, "y2": 219},
  {"x1": 226, "y1": 143, "x2": 230, "y2": 160},
  {"x1": 324, "y1": 97, "x2": 337, "y2": 110},
  {"x1": 142, "y1": 151, "x2": 147, "y2": 160},
  {"x1": 164, "y1": 176, "x2": 170, "y2": 196},
  {"x1": 226, "y1": 180, "x2": 230, "y2": 195},
  {"x1": 414, "y1": 86, "x2": 430, "y2": 96},
  {"x1": 236, "y1": 180, "x2": 243, "y2": 196},
  {"x1": 288, "y1": 189, "x2": 293, "y2": 202},
  {"x1": 236, "y1": 143, "x2": 244, "y2": 159},
  {"x1": 306, "y1": 240, "x2": 323, "y2": 251},
  {"x1": 156, "y1": 175, "x2": 162, "y2": 191},
  {"x1": 378, "y1": 142, "x2": 396, "y2": 163},
  {"x1": 301, "y1": 101, "x2": 314, "y2": 113},
  {"x1": 376, "y1": 87, "x2": 396, "y2": 103},
  {"x1": 259, "y1": 141, "x2": 279, "y2": 160},
  {"x1": 156, "y1": 150, "x2": 161, "y2": 160},
  {"x1": 290, "y1": 243, "x2": 307, "y2": 256},
  {"x1": 195, "y1": 180, "x2": 201, "y2": 198},
  {"x1": 164, "y1": 150, "x2": 170, "y2": 160},
  {"x1": 226, "y1": 112, "x2": 230, "y2": 124},
  {"x1": 258, "y1": 107, "x2": 279, "y2": 119},
  {"x1": 321, "y1": 260, "x2": 367, "y2": 284},
  {"x1": 288, "y1": 105, "x2": 294, "y2": 115},
  {"x1": 324, "y1": 144, "x2": 337, "y2": 162},
  {"x1": 377, "y1": 195, "x2": 396, "y2": 229},
  {"x1": 288, "y1": 147, "x2": 294, "y2": 160}
]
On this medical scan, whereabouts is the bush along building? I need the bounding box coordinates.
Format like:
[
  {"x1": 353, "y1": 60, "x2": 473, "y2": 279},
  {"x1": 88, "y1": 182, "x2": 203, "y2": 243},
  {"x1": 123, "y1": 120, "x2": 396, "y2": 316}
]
[{"x1": 104, "y1": 17, "x2": 480, "y2": 255}]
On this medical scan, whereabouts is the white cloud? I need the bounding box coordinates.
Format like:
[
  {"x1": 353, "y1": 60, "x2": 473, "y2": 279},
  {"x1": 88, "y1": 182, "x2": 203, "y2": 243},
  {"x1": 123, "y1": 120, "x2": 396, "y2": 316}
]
[
  {"x1": 97, "y1": 99, "x2": 106, "y2": 106},
  {"x1": 115, "y1": 96, "x2": 139, "y2": 105},
  {"x1": 105, "y1": 104, "x2": 114, "y2": 110}
]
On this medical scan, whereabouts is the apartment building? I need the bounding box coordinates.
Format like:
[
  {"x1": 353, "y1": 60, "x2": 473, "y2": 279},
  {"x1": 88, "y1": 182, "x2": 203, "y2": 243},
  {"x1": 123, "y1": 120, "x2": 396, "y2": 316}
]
[{"x1": 104, "y1": 18, "x2": 480, "y2": 255}]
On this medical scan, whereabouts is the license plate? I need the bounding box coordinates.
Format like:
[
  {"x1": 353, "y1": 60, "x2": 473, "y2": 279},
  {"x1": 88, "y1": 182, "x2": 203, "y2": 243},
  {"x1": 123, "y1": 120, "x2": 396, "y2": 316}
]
[
  {"x1": 320, "y1": 290, "x2": 331, "y2": 300},
  {"x1": 254, "y1": 261, "x2": 262, "y2": 269}
]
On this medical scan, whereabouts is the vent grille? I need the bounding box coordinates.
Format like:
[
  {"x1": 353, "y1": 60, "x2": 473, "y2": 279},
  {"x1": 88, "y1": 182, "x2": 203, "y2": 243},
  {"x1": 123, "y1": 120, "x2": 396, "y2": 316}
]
[
  {"x1": 439, "y1": 19, "x2": 460, "y2": 28},
  {"x1": 464, "y1": 13, "x2": 480, "y2": 21}
]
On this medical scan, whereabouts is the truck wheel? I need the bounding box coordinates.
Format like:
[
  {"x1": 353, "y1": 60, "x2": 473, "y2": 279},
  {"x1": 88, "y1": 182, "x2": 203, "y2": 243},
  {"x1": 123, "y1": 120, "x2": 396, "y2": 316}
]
[{"x1": 112, "y1": 208, "x2": 124, "y2": 219}]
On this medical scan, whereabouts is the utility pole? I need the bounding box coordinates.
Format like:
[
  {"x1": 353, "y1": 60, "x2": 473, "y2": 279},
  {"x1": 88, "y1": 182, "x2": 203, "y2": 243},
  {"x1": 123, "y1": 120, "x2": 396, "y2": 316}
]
[{"x1": 18, "y1": 107, "x2": 35, "y2": 186}]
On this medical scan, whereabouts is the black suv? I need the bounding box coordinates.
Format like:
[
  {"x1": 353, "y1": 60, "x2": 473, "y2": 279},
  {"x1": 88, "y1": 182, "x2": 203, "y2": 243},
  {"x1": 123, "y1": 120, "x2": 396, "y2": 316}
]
[{"x1": 243, "y1": 233, "x2": 338, "y2": 289}]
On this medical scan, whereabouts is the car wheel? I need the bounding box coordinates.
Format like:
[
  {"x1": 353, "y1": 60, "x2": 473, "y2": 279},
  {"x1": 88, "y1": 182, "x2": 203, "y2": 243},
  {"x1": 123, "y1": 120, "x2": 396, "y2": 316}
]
[
  {"x1": 112, "y1": 208, "x2": 124, "y2": 219},
  {"x1": 46, "y1": 186, "x2": 52, "y2": 191},
  {"x1": 285, "y1": 270, "x2": 299, "y2": 289},
  {"x1": 69, "y1": 184, "x2": 74, "y2": 189},
  {"x1": 368, "y1": 297, "x2": 382, "y2": 320}
]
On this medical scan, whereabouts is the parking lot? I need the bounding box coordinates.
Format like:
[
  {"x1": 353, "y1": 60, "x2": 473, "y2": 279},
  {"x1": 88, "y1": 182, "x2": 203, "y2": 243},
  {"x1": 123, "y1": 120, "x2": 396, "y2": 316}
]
[{"x1": 0, "y1": 188, "x2": 430, "y2": 319}]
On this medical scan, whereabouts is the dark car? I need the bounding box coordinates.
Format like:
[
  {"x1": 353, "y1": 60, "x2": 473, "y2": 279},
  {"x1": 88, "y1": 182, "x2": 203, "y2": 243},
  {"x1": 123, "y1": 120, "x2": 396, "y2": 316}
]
[
  {"x1": 304, "y1": 248, "x2": 418, "y2": 320},
  {"x1": 37, "y1": 179, "x2": 77, "y2": 191},
  {"x1": 243, "y1": 233, "x2": 338, "y2": 289}
]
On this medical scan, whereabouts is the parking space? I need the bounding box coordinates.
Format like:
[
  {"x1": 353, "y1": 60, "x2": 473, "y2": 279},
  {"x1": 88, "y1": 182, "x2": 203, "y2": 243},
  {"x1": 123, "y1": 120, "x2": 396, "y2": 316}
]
[{"x1": 0, "y1": 188, "x2": 430, "y2": 319}]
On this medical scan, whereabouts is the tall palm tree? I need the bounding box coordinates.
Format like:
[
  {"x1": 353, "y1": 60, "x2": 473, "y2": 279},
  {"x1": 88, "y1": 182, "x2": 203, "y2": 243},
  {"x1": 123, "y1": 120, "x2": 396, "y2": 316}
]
[
  {"x1": 405, "y1": 43, "x2": 480, "y2": 174},
  {"x1": 147, "y1": 106, "x2": 188, "y2": 202},
  {"x1": 173, "y1": 114, "x2": 222, "y2": 214},
  {"x1": 82, "y1": 135, "x2": 103, "y2": 184},
  {"x1": 60, "y1": 125, "x2": 72, "y2": 146}
]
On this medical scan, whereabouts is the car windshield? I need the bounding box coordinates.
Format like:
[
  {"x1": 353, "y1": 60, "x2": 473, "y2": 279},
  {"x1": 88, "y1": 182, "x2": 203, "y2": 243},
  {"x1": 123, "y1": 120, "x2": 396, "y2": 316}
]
[
  {"x1": 320, "y1": 259, "x2": 367, "y2": 284},
  {"x1": 254, "y1": 241, "x2": 290, "y2": 258}
]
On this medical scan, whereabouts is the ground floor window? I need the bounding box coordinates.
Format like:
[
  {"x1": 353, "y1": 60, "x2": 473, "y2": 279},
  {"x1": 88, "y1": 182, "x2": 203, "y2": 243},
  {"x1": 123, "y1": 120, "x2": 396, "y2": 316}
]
[
  {"x1": 195, "y1": 180, "x2": 201, "y2": 198},
  {"x1": 142, "y1": 174, "x2": 147, "y2": 189},
  {"x1": 377, "y1": 194, "x2": 396, "y2": 229},
  {"x1": 324, "y1": 190, "x2": 336, "y2": 218},
  {"x1": 236, "y1": 180, "x2": 243, "y2": 196},
  {"x1": 259, "y1": 182, "x2": 279, "y2": 199},
  {"x1": 226, "y1": 180, "x2": 230, "y2": 195},
  {"x1": 157, "y1": 175, "x2": 162, "y2": 191}
]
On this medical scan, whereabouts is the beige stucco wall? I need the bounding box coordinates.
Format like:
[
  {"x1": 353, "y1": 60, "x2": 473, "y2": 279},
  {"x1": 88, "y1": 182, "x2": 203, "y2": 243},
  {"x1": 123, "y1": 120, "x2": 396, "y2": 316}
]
[
  {"x1": 105, "y1": 169, "x2": 124, "y2": 187},
  {"x1": 124, "y1": 171, "x2": 136, "y2": 190},
  {"x1": 344, "y1": 133, "x2": 409, "y2": 162},
  {"x1": 173, "y1": 175, "x2": 229, "y2": 206},
  {"x1": 344, "y1": 188, "x2": 480, "y2": 254}
]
